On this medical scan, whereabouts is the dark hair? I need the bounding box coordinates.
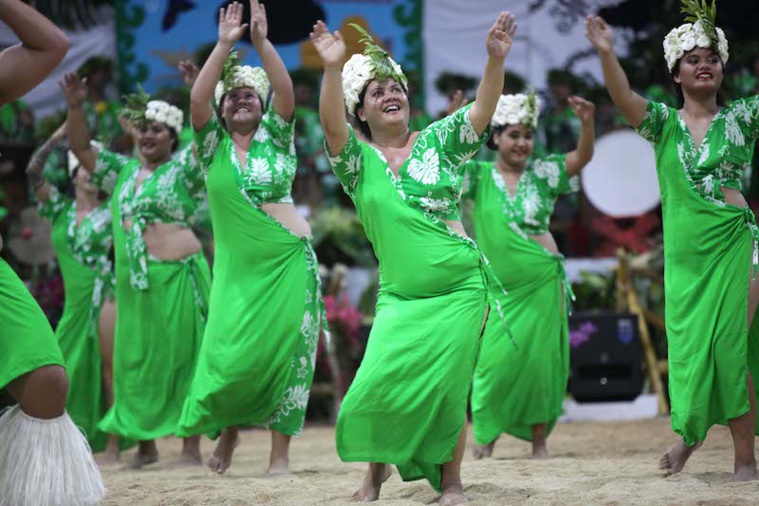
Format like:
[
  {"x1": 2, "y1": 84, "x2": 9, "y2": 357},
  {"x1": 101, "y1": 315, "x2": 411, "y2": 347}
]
[
  {"x1": 486, "y1": 124, "x2": 535, "y2": 150},
  {"x1": 169, "y1": 128, "x2": 179, "y2": 153},
  {"x1": 354, "y1": 80, "x2": 410, "y2": 142},
  {"x1": 354, "y1": 87, "x2": 373, "y2": 141},
  {"x1": 77, "y1": 56, "x2": 113, "y2": 78},
  {"x1": 670, "y1": 54, "x2": 726, "y2": 108}
]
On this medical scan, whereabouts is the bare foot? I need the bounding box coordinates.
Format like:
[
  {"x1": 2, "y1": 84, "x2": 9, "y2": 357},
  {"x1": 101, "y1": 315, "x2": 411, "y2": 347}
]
[
  {"x1": 266, "y1": 456, "x2": 290, "y2": 477},
  {"x1": 472, "y1": 440, "x2": 496, "y2": 460},
  {"x1": 125, "y1": 447, "x2": 158, "y2": 470},
  {"x1": 531, "y1": 443, "x2": 550, "y2": 460},
  {"x1": 208, "y1": 432, "x2": 240, "y2": 475},
  {"x1": 351, "y1": 463, "x2": 392, "y2": 502},
  {"x1": 439, "y1": 482, "x2": 468, "y2": 506},
  {"x1": 659, "y1": 439, "x2": 702, "y2": 476},
  {"x1": 734, "y1": 463, "x2": 758, "y2": 482}
]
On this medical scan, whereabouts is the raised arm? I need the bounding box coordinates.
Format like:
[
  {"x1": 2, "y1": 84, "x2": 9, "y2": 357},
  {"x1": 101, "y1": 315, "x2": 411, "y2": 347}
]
[
  {"x1": 585, "y1": 15, "x2": 647, "y2": 128},
  {"x1": 249, "y1": 0, "x2": 294, "y2": 121},
  {"x1": 26, "y1": 121, "x2": 67, "y2": 202},
  {"x1": 310, "y1": 21, "x2": 349, "y2": 156},
  {"x1": 190, "y1": 2, "x2": 248, "y2": 130},
  {"x1": 564, "y1": 96, "x2": 595, "y2": 177},
  {"x1": 0, "y1": 0, "x2": 70, "y2": 105},
  {"x1": 469, "y1": 12, "x2": 517, "y2": 135},
  {"x1": 60, "y1": 72, "x2": 97, "y2": 173}
]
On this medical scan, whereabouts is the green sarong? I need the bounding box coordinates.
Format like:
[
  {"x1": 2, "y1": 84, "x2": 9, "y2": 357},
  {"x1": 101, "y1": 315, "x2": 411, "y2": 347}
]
[{"x1": 0, "y1": 259, "x2": 63, "y2": 390}]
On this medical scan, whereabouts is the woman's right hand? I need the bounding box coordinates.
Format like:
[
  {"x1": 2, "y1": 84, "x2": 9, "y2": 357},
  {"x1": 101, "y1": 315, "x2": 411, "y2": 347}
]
[
  {"x1": 58, "y1": 72, "x2": 87, "y2": 107},
  {"x1": 218, "y1": 1, "x2": 248, "y2": 46},
  {"x1": 585, "y1": 15, "x2": 614, "y2": 54},
  {"x1": 309, "y1": 21, "x2": 345, "y2": 69}
]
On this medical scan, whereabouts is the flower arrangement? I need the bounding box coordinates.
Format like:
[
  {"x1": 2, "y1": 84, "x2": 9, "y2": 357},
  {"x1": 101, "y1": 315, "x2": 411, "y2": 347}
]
[
  {"x1": 491, "y1": 92, "x2": 541, "y2": 129},
  {"x1": 214, "y1": 51, "x2": 270, "y2": 106},
  {"x1": 342, "y1": 23, "x2": 407, "y2": 116},
  {"x1": 120, "y1": 87, "x2": 183, "y2": 134},
  {"x1": 663, "y1": 0, "x2": 728, "y2": 72}
]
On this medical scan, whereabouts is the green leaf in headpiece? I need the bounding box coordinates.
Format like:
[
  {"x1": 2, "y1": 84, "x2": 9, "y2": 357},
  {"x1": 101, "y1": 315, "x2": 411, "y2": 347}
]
[
  {"x1": 680, "y1": 0, "x2": 720, "y2": 47},
  {"x1": 120, "y1": 84, "x2": 151, "y2": 125},
  {"x1": 348, "y1": 23, "x2": 407, "y2": 89},
  {"x1": 220, "y1": 51, "x2": 241, "y2": 84}
]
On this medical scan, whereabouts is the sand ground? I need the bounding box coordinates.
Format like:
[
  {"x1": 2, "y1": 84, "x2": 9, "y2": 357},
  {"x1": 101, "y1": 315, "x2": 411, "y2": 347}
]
[{"x1": 99, "y1": 419, "x2": 759, "y2": 505}]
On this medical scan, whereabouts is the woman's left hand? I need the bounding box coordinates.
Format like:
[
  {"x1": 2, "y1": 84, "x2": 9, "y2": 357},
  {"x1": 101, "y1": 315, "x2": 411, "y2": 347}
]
[
  {"x1": 486, "y1": 12, "x2": 517, "y2": 60},
  {"x1": 568, "y1": 96, "x2": 596, "y2": 123},
  {"x1": 249, "y1": 0, "x2": 268, "y2": 44},
  {"x1": 178, "y1": 60, "x2": 199, "y2": 88}
]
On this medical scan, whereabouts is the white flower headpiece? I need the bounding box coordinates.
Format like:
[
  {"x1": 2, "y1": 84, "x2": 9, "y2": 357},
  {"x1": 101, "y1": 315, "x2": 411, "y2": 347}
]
[
  {"x1": 342, "y1": 23, "x2": 408, "y2": 116},
  {"x1": 121, "y1": 87, "x2": 184, "y2": 134},
  {"x1": 491, "y1": 93, "x2": 541, "y2": 129},
  {"x1": 214, "y1": 52, "x2": 270, "y2": 106},
  {"x1": 663, "y1": 0, "x2": 728, "y2": 72}
]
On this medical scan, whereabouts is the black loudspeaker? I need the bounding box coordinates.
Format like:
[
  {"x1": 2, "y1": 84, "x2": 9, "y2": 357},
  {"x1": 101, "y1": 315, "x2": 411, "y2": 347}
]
[{"x1": 568, "y1": 311, "x2": 643, "y2": 402}]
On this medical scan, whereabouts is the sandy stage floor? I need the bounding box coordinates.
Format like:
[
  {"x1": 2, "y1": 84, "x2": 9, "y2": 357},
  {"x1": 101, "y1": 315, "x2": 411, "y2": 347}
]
[{"x1": 100, "y1": 418, "x2": 759, "y2": 505}]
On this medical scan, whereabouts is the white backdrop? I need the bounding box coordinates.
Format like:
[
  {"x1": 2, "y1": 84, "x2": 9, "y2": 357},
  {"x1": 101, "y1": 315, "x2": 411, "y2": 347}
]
[
  {"x1": 0, "y1": 17, "x2": 116, "y2": 120},
  {"x1": 423, "y1": 0, "x2": 628, "y2": 114}
]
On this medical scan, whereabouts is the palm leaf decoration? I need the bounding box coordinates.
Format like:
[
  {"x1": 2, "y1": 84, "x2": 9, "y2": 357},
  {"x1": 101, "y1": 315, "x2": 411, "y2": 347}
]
[
  {"x1": 348, "y1": 23, "x2": 407, "y2": 88},
  {"x1": 680, "y1": 0, "x2": 720, "y2": 46},
  {"x1": 119, "y1": 85, "x2": 151, "y2": 125},
  {"x1": 219, "y1": 51, "x2": 241, "y2": 87}
]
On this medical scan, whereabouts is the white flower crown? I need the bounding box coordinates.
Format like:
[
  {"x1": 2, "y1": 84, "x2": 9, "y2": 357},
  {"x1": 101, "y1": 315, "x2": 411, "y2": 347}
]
[
  {"x1": 342, "y1": 53, "x2": 407, "y2": 116},
  {"x1": 214, "y1": 65, "x2": 270, "y2": 106},
  {"x1": 144, "y1": 100, "x2": 184, "y2": 134},
  {"x1": 663, "y1": 20, "x2": 729, "y2": 72},
  {"x1": 491, "y1": 93, "x2": 541, "y2": 129}
]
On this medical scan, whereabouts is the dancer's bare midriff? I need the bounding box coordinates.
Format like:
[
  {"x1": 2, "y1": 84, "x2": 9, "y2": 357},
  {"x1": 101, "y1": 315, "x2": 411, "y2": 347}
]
[
  {"x1": 530, "y1": 231, "x2": 559, "y2": 255},
  {"x1": 261, "y1": 202, "x2": 311, "y2": 238},
  {"x1": 128, "y1": 221, "x2": 201, "y2": 260},
  {"x1": 444, "y1": 219, "x2": 468, "y2": 238}
]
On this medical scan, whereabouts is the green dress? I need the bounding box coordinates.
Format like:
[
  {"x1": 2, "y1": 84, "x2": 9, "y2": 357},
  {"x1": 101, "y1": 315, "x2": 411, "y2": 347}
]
[
  {"x1": 38, "y1": 187, "x2": 133, "y2": 451},
  {"x1": 636, "y1": 99, "x2": 759, "y2": 446},
  {"x1": 0, "y1": 258, "x2": 64, "y2": 390},
  {"x1": 464, "y1": 156, "x2": 575, "y2": 445},
  {"x1": 92, "y1": 146, "x2": 211, "y2": 441},
  {"x1": 177, "y1": 107, "x2": 324, "y2": 439},
  {"x1": 330, "y1": 104, "x2": 501, "y2": 490}
]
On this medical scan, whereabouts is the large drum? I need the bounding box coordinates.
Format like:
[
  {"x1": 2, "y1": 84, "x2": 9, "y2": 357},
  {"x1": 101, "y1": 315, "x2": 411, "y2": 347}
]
[{"x1": 581, "y1": 129, "x2": 659, "y2": 217}]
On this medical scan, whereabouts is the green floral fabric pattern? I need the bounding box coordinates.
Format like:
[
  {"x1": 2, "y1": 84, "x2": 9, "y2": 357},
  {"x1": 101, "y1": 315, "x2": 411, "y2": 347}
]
[
  {"x1": 194, "y1": 106, "x2": 296, "y2": 205},
  {"x1": 91, "y1": 146, "x2": 205, "y2": 290}
]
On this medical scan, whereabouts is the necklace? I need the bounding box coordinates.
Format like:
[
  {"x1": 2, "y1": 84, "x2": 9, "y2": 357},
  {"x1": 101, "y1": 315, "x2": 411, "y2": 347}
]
[{"x1": 374, "y1": 130, "x2": 411, "y2": 149}]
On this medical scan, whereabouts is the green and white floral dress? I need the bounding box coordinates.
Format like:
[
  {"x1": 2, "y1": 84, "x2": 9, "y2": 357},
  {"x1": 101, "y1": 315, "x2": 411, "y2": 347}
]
[
  {"x1": 93, "y1": 146, "x2": 211, "y2": 441},
  {"x1": 177, "y1": 106, "x2": 325, "y2": 439},
  {"x1": 636, "y1": 98, "x2": 759, "y2": 445},
  {"x1": 330, "y1": 104, "x2": 502, "y2": 491},
  {"x1": 464, "y1": 156, "x2": 575, "y2": 445},
  {"x1": 38, "y1": 188, "x2": 135, "y2": 451}
]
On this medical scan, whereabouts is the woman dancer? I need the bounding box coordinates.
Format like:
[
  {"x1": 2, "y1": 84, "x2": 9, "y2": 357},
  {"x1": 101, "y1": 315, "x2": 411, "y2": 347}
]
[
  {"x1": 27, "y1": 125, "x2": 130, "y2": 461},
  {"x1": 177, "y1": 1, "x2": 324, "y2": 477},
  {"x1": 586, "y1": 0, "x2": 759, "y2": 480},
  {"x1": 63, "y1": 74, "x2": 211, "y2": 468},
  {"x1": 311, "y1": 13, "x2": 515, "y2": 504},
  {"x1": 0, "y1": 1, "x2": 105, "y2": 504},
  {"x1": 463, "y1": 92, "x2": 594, "y2": 459}
]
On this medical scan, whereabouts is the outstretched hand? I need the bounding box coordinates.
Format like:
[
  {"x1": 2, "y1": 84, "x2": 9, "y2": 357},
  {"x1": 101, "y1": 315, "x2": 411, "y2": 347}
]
[
  {"x1": 249, "y1": 0, "x2": 268, "y2": 44},
  {"x1": 568, "y1": 96, "x2": 595, "y2": 123},
  {"x1": 178, "y1": 60, "x2": 200, "y2": 88},
  {"x1": 58, "y1": 72, "x2": 87, "y2": 107},
  {"x1": 309, "y1": 21, "x2": 346, "y2": 69},
  {"x1": 486, "y1": 12, "x2": 517, "y2": 60},
  {"x1": 585, "y1": 15, "x2": 614, "y2": 54},
  {"x1": 218, "y1": 1, "x2": 248, "y2": 45},
  {"x1": 446, "y1": 90, "x2": 469, "y2": 116}
]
